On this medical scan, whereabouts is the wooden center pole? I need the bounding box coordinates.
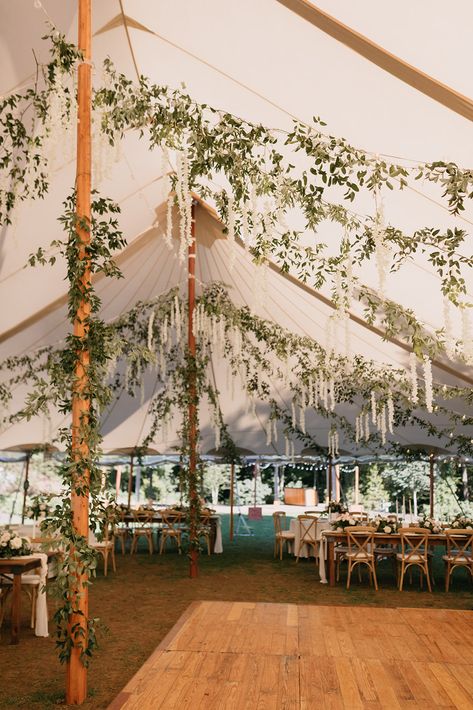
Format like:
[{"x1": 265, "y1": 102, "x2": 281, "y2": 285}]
[
  {"x1": 354, "y1": 465, "x2": 360, "y2": 506},
  {"x1": 188, "y1": 202, "x2": 199, "y2": 578},
  {"x1": 229, "y1": 463, "x2": 235, "y2": 541},
  {"x1": 21, "y1": 454, "x2": 31, "y2": 524},
  {"x1": 66, "y1": 0, "x2": 92, "y2": 704},
  {"x1": 127, "y1": 455, "x2": 134, "y2": 509}
]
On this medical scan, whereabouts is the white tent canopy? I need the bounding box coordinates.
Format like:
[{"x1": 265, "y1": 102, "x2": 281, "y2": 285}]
[{"x1": 0, "y1": 0, "x2": 472, "y2": 456}]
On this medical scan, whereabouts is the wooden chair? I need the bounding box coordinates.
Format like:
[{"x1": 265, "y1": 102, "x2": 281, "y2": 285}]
[
  {"x1": 346, "y1": 527, "x2": 378, "y2": 591},
  {"x1": 0, "y1": 568, "x2": 42, "y2": 630},
  {"x1": 90, "y1": 522, "x2": 116, "y2": 576},
  {"x1": 396, "y1": 527, "x2": 432, "y2": 592},
  {"x1": 197, "y1": 510, "x2": 213, "y2": 555},
  {"x1": 113, "y1": 508, "x2": 130, "y2": 555},
  {"x1": 296, "y1": 515, "x2": 319, "y2": 563},
  {"x1": 159, "y1": 509, "x2": 184, "y2": 554},
  {"x1": 272, "y1": 512, "x2": 295, "y2": 560},
  {"x1": 350, "y1": 511, "x2": 369, "y2": 522},
  {"x1": 130, "y1": 509, "x2": 154, "y2": 555},
  {"x1": 443, "y1": 529, "x2": 473, "y2": 592}
]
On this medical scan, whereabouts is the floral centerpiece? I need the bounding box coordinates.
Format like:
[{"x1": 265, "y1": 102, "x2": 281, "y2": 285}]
[
  {"x1": 415, "y1": 516, "x2": 442, "y2": 534},
  {"x1": 26, "y1": 494, "x2": 53, "y2": 520},
  {"x1": 370, "y1": 516, "x2": 398, "y2": 534},
  {"x1": 449, "y1": 514, "x2": 473, "y2": 530},
  {"x1": 0, "y1": 528, "x2": 31, "y2": 558},
  {"x1": 331, "y1": 513, "x2": 360, "y2": 531}
]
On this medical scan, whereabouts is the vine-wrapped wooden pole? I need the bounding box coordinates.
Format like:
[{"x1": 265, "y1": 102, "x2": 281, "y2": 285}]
[
  {"x1": 66, "y1": 0, "x2": 92, "y2": 703},
  {"x1": 21, "y1": 454, "x2": 31, "y2": 524},
  {"x1": 188, "y1": 201, "x2": 199, "y2": 578},
  {"x1": 127, "y1": 454, "x2": 134, "y2": 509}
]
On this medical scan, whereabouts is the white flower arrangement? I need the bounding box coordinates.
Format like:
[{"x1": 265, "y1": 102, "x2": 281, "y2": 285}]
[
  {"x1": 0, "y1": 527, "x2": 31, "y2": 558},
  {"x1": 331, "y1": 512, "x2": 359, "y2": 531},
  {"x1": 26, "y1": 494, "x2": 53, "y2": 521},
  {"x1": 416, "y1": 516, "x2": 442, "y2": 534},
  {"x1": 450, "y1": 514, "x2": 473, "y2": 530},
  {"x1": 371, "y1": 516, "x2": 398, "y2": 534}
]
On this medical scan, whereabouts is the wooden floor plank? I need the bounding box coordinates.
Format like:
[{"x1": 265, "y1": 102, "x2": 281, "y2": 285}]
[{"x1": 110, "y1": 602, "x2": 473, "y2": 709}]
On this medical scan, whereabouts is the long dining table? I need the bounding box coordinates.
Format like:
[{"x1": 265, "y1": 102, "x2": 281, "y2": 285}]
[
  {"x1": 321, "y1": 530, "x2": 450, "y2": 586},
  {"x1": 122, "y1": 511, "x2": 223, "y2": 553}
]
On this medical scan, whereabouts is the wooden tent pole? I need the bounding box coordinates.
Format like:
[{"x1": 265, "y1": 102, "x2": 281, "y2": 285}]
[
  {"x1": 21, "y1": 454, "x2": 31, "y2": 524},
  {"x1": 66, "y1": 0, "x2": 92, "y2": 704},
  {"x1": 354, "y1": 464, "x2": 360, "y2": 506},
  {"x1": 429, "y1": 452, "x2": 435, "y2": 518},
  {"x1": 127, "y1": 455, "x2": 134, "y2": 509},
  {"x1": 188, "y1": 201, "x2": 199, "y2": 578},
  {"x1": 229, "y1": 463, "x2": 234, "y2": 541}
]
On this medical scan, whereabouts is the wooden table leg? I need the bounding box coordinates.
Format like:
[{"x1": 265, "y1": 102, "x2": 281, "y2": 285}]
[
  {"x1": 10, "y1": 572, "x2": 21, "y2": 644},
  {"x1": 328, "y1": 541, "x2": 335, "y2": 586}
]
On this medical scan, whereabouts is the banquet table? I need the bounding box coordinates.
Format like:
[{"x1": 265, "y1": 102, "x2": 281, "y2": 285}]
[
  {"x1": 122, "y1": 512, "x2": 223, "y2": 553},
  {"x1": 0, "y1": 553, "x2": 49, "y2": 644},
  {"x1": 321, "y1": 530, "x2": 449, "y2": 586}
]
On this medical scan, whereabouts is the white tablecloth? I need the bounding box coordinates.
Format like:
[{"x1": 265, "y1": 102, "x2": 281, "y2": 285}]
[
  {"x1": 214, "y1": 516, "x2": 223, "y2": 554},
  {"x1": 8, "y1": 553, "x2": 49, "y2": 636},
  {"x1": 289, "y1": 518, "x2": 330, "y2": 582}
]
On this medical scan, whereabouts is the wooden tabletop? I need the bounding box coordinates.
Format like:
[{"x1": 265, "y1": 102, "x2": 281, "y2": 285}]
[{"x1": 0, "y1": 557, "x2": 43, "y2": 574}]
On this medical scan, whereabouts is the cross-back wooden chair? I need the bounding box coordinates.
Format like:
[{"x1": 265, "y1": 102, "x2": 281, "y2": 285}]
[
  {"x1": 159, "y1": 509, "x2": 184, "y2": 554},
  {"x1": 130, "y1": 509, "x2": 154, "y2": 555},
  {"x1": 272, "y1": 512, "x2": 295, "y2": 560},
  {"x1": 90, "y1": 520, "x2": 116, "y2": 576},
  {"x1": 296, "y1": 515, "x2": 319, "y2": 563},
  {"x1": 443, "y1": 529, "x2": 473, "y2": 592},
  {"x1": 197, "y1": 510, "x2": 213, "y2": 555},
  {"x1": 396, "y1": 527, "x2": 432, "y2": 592},
  {"x1": 346, "y1": 526, "x2": 378, "y2": 591},
  {"x1": 350, "y1": 511, "x2": 369, "y2": 522},
  {"x1": 113, "y1": 508, "x2": 129, "y2": 555}
]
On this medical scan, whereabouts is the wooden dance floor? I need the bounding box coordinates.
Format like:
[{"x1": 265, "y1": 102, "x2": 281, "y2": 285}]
[{"x1": 109, "y1": 601, "x2": 473, "y2": 709}]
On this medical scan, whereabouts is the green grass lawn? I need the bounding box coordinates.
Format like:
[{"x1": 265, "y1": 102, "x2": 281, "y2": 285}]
[{"x1": 1, "y1": 514, "x2": 472, "y2": 708}]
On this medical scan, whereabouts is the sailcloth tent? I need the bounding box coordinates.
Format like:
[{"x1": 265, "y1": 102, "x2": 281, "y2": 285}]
[{"x1": 0, "y1": 0, "x2": 472, "y2": 457}]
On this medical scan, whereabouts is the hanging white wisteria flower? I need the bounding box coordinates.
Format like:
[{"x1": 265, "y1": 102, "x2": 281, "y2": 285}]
[
  {"x1": 409, "y1": 352, "x2": 418, "y2": 405},
  {"x1": 299, "y1": 405, "x2": 306, "y2": 434},
  {"x1": 284, "y1": 435, "x2": 290, "y2": 459},
  {"x1": 175, "y1": 146, "x2": 193, "y2": 262},
  {"x1": 364, "y1": 413, "x2": 370, "y2": 441},
  {"x1": 328, "y1": 378, "x2": 335, "y2": 412},
  {"x1": 372, "y1": 191, "x2": 390, "y2": 296},
  {"x1": 443, "y1": 297, "x2": 456, "y2": 359},
  {"x1": 387, "y1": 392, "x2": 394, "y2": 434},
  {"x1": 226, "y1": 192, "x2": 236, "y2": 272},
  {"x1": 162, "y1": 146, "x2": 174, "y2": 251},
  {"x1": 422, "y1": 355, "x2": 433, "y2": 413},
  {"x1": 291, "y1": 399, "x2": 297, "y2": 428},
  {"x1": 355, "y1": 414, "x2": 361, "y2": 444},
  {"x1": 328, "y1": 429, "x2": 339, "y2": 457},
  {"x1": 371, "y1": 391, "x2": 377, "y2": 424},
  {"x1": 147, "y1": 310, "x2": 155, "y2": 351},
  {"x1": 461, "y1": 307, "x2": 473, "y2": 364},
  {"x1": 266, "y1": 419, "x2": 272, "y2": 446}
]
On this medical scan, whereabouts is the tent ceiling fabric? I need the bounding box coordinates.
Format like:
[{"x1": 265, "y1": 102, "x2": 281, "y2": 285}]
[{"x1": 0, "y1": 1, "x2": 472, "y2": 456}]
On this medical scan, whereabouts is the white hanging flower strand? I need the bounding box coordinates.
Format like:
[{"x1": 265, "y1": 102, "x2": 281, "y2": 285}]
[
  {"x1": 373, "y1": 188, "x2": 390, "y2": 296},
  {"x1": 328, "y1": 429, "x2": 339, "y2": 457},
  {"x1": 147, "y1": 311, "x2": 155, "y2": 351},
  {"x1": 226, "y1": 192, "x2": 236, "y2": 272},
  {"x1": 443, "y1": 297, "x2": 456, "y2": 359},
  {"x1": 423, "y1": 355, "x2": 433, "y2": 413},
  {"x1": 461, "y1": 308, "x2": 473, "y2": 364},
  {"x1": 409, "y1": 352, "x2": 418, "y2": 405}
]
